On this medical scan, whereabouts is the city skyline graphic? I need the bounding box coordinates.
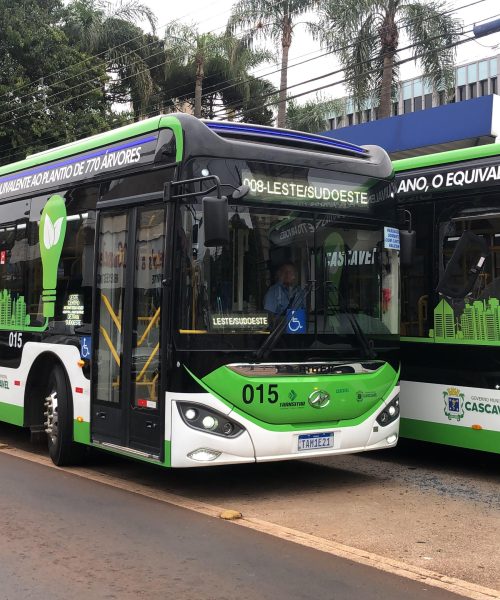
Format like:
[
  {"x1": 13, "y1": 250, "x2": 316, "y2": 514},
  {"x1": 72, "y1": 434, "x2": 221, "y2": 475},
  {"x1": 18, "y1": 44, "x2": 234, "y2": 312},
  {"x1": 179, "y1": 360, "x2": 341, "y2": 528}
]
[
  {"x1": 0, "y1": 289, "x2": 48, "y2": 332},
  {"x1": 432, "y1": 297, "x2": 500, "y2": 342},
  {"x1": 0, "y1": 289, "x2": 30, "y2": 329}
]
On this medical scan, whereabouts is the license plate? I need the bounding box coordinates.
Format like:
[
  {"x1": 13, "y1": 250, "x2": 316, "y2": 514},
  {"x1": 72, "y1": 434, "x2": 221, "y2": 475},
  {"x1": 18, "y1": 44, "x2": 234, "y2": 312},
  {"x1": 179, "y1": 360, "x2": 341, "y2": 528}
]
[{"x1": 297, "y1": 432, "x2": 334, "y2": 451}]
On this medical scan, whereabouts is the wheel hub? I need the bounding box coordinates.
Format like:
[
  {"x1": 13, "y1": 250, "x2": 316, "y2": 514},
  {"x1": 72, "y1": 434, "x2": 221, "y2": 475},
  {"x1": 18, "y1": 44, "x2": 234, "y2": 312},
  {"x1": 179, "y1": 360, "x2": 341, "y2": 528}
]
[{"x1": 44, "y1": 391, "x2": 59, "y2": 444}]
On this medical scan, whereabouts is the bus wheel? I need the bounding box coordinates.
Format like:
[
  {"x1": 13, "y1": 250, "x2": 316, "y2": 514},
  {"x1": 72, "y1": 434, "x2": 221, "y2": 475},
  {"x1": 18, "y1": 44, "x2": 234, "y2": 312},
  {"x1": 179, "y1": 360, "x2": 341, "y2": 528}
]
[{"x1": 44, "y1": 364, "x2": 83, "y2": 466}]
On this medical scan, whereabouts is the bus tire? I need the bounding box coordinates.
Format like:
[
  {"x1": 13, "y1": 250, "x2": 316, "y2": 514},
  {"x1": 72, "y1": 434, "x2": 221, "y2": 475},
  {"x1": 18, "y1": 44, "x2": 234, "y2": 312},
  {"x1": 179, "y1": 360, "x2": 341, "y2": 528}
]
[{"x1": 45, "y1": 363, "x2": 84, "y2": 466}]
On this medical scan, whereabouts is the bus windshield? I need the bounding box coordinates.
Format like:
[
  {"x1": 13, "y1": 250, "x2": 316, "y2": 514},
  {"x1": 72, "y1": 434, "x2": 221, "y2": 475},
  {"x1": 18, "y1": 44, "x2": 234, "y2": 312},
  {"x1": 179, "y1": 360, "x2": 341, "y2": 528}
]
[{"x1": 176, "y1": 204, "x2": 399, "y2": 350}]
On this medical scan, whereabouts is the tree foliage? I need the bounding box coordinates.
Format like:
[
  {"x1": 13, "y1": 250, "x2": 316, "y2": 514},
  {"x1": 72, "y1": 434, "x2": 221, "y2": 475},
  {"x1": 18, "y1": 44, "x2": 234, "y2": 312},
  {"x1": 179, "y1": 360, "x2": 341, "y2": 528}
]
[
  {"x1": 286, "y1": 95, "x2": 344, "y2": 133},
  {"x1": 311, "y1": 0, "x2": 461, "y2": 119},
  {"x1": 63, "y1": 0, "x2": 158, "y2": 119},
  {"x1": 0, "y1": 0, "x2": 119, "y2": 164},
  {"x1": 162, "y1": 24, "x2": 275, "y2": 123},
  {"x1": 229, "y1": 0, "x2": 315, "y2": 128}
]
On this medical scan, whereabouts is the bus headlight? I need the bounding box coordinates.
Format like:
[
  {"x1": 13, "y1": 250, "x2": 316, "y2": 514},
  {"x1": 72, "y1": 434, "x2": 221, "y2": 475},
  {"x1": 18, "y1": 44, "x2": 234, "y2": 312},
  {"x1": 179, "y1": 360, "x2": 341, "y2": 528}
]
[
  {"x1": 376, "y1": 395, "x2": 400, "y2": 427},
  {"x1": 202, "y1": 415, "x2": 218, "y2": 430},
  {"x1": 178, "y1": 402, "x2": 244, "y2": 438}
]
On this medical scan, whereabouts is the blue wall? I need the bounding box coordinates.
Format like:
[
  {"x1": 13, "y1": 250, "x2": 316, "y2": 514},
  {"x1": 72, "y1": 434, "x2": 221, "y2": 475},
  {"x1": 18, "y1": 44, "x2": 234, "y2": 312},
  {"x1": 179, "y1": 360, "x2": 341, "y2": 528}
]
[{"x1": 323, "y1": 95, "x2": 495, "y2": 153}]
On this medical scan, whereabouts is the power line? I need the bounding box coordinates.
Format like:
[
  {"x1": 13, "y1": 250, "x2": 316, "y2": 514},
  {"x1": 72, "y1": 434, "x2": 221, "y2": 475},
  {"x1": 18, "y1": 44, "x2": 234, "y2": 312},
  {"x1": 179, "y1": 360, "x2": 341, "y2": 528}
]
[
  {"x1": 0, "y1": 0, "x2": 234, "y2": 107},
  {"x1": 0, "y1": 17, "x2": 488, "y2": 164},
  {"x1": 0, "y1": 0, "x2": 483, "y2": 138},
  {"x1": 0, "y1": 0, "x2": 483, "y2": 122},
  {"x1": 209, "y1": 8, "x2": 500, "y2": 119},
  {"x1": 0, "y1": 6, "x2": 496, "y2": 162},
  {"x1": 0, "y1": 22, "x2": 481, "y2": 161},
  {"x1": 174, "y1": 0, "x2": 479, "y2": 105},
  {"x1": 212, "y1": 30, "x2": 484, "y2": 120}
]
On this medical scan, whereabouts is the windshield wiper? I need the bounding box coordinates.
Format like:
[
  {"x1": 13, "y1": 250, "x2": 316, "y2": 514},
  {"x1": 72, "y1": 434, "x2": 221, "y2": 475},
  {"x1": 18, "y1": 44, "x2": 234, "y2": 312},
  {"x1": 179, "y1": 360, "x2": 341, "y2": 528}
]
[
  {"x1": 326, "y1": 282, "x2": 376, "y2": 359},
  {"x1": 254, "y1": 281, "x2": 314, "y2": 361}
]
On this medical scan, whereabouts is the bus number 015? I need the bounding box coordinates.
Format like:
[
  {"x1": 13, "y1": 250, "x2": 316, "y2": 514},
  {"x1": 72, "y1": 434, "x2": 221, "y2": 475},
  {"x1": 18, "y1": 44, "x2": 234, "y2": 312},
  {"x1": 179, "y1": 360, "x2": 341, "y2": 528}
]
[
  {"x1": 242, "y1": 384, "x2": 278, "y2": 404},
  {"x1": 8, "y1": 332, "x2": 23, "y2": 348}
]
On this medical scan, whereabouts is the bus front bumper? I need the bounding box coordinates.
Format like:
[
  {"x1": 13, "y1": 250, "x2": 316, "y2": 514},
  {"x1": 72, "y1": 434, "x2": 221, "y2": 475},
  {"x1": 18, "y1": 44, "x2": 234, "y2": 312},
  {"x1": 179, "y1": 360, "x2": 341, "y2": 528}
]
[{"x1": 168, "y1": 388, "x2": 400, "y2": 468}]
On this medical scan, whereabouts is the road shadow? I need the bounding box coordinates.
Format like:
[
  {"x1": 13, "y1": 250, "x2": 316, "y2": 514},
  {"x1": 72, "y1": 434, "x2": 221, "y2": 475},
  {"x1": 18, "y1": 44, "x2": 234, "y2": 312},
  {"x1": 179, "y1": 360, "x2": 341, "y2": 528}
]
[{"x1": 88, "y1": 452, "x2": 384, "y2": 502}]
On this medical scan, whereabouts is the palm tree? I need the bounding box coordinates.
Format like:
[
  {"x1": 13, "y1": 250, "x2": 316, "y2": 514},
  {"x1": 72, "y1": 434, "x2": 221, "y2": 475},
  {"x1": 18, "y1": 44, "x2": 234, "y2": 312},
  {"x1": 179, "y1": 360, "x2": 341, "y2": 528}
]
[
  {"x1": 164, "y1": 23, "x2": 225, "y2": 118},
  {"x1": 163, "y1": 26, "x2": 272, "y2": 120},
  {"x1": 64, "y1": 0, "x2": 157, "y2": 118},
  {"x1": 311, "y1": 0, "x2": 461, "y2": 119},
  {"x1": 229, "y1": 0, "x2": 315, "y2": 128},
  {"x1": 219, "y1": 33, "x2": 273, "y2": 116},
  {"x1": 286, "y1": 95, "x2": 344, "y2": 132}
]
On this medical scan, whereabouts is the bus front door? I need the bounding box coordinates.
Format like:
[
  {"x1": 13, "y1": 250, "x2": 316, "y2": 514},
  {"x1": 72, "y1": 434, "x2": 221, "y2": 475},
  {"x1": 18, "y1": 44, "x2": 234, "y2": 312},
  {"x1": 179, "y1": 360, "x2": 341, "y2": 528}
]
[{"x1": 91, "y1": 203, "x2": 166, "y2": 459}]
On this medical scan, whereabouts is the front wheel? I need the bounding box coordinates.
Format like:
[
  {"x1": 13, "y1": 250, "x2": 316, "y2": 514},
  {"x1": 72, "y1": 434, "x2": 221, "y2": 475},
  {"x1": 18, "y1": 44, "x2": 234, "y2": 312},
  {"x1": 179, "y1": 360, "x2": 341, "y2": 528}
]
[{"x1": 45, "y1": 364, "x2": 84, "y2": 466}]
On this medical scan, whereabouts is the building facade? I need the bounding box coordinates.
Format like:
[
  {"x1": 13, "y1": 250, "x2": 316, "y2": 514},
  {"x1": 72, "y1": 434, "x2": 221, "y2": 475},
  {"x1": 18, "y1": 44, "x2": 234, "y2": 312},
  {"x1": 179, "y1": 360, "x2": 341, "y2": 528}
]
[{"x1": 328, "y1": 55, "x2": 500, "y2": 130}]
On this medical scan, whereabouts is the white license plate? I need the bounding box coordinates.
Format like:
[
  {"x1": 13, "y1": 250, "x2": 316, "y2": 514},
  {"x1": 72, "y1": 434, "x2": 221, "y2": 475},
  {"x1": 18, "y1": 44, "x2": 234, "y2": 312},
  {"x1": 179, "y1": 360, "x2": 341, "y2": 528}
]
[{"x1": 297, "y1": 432, "x2": 334, "y2": 451}]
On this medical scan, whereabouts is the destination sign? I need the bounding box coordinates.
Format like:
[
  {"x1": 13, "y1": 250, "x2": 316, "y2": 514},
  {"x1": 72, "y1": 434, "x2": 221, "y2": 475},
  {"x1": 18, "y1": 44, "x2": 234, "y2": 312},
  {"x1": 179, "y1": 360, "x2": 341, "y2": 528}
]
[
  {"x1": 243, "y1": 176, "x2": 369, "y2": 206},
  {"x1": 240, "y1": 166, "x2": 394, "y2": 210},
  {"x1": 211, "y1": 313, "x2": 269, "y2": 330},
  {"x1": 397, "y1": 158, "x2": 500, "y2": 196},
  {"x1": 0, "y1": 134, "x2": 159, "y2": 200}
]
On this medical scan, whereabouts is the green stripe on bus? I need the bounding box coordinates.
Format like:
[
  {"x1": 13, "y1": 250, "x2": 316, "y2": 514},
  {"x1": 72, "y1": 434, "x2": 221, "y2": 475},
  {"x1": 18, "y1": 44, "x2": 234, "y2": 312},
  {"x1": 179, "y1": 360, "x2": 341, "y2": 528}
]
[
  {"x1": 400, "y1": 418, "x2": 499, "y2": 453},
  {"x1": 0, "y1": 402, "x2": 23, "y2": 426},
  {"x1": 73, "y1": 420, "x2": 90, "y2": 444},
  {"x1": 401, "y1": 336, "x2": 500, "y2": 347},
  {"x1": 164, "y1": 440, "x2": 171, "y2": 467},
  {"x1": 394, "y1": 142, "x2": 500, "y2": 172},
  {"x1": 159, "y1": 115, "x2": 184, "y2": 162}
]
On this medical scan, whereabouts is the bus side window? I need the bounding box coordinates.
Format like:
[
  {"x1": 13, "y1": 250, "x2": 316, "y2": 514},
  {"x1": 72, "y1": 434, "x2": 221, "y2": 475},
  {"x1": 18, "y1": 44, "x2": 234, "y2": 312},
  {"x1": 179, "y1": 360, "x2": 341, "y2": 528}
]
[
  {"x1": 0, "y1": 217, "x2": 29, "y2": 327},
  {"x1": 441, "y1": 212, "x2": 500, "y2": 301},
  {"x1": 400, "y1": 202, "x2": 434, "y2": 337},
  {"x1": 57, "y1": 187, "x2": 98, "y2": 328},
  {"x1": 0, "y1": 200, "x2": 30, "y2": 328},
  {"x1": 30, "y1": 186, "x2": 98, "y2": 330}
]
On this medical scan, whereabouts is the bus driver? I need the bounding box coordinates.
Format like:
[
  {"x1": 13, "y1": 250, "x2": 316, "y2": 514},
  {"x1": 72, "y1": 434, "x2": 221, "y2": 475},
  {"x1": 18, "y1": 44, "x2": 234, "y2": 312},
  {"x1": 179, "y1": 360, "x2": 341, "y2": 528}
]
[{"x1": 264, "y1": 262, "x2": 306, "y2": 316}]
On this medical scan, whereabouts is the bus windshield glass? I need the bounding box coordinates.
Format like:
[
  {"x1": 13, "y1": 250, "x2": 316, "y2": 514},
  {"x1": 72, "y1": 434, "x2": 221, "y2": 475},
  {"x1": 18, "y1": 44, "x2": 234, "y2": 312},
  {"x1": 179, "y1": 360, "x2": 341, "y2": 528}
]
[{"x1": 176, "y1": 205, "x2": 399, "y2": 349}]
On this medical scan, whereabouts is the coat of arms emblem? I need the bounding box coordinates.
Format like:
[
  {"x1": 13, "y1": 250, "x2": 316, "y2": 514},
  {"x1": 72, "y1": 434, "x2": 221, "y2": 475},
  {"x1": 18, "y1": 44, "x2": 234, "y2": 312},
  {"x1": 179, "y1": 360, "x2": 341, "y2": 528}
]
[{"x1": 443, "y1": 387, "x2": 465, "y2": 421}]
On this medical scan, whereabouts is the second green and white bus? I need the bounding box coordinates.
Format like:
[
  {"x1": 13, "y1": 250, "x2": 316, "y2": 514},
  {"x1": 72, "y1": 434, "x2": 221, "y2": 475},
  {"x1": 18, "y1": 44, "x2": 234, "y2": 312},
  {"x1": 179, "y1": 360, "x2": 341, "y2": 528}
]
[
  {"x1": 0, "y1": 114, "x2": 400, "y2": 467},
  {"x1": 396, "y1": 144, "x2": 500, "y2": 454}
]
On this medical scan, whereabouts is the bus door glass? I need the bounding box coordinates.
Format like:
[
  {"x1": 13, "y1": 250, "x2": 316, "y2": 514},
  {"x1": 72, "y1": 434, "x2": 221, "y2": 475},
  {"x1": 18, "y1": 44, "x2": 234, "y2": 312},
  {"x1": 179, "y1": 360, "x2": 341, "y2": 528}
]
[{"x1": 92, "y1": 202, "x2": 165, "y2": 457}]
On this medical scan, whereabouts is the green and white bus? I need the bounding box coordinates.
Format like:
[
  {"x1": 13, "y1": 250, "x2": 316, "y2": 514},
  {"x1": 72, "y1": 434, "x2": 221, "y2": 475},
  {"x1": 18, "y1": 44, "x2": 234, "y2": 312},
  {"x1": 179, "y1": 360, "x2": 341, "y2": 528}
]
[
  {"x1": 396, "y1": 145, "x2": 500, "y2": 454},
  {"x1": 0, "y1": 114, "x2": 400, "y2": 467}
]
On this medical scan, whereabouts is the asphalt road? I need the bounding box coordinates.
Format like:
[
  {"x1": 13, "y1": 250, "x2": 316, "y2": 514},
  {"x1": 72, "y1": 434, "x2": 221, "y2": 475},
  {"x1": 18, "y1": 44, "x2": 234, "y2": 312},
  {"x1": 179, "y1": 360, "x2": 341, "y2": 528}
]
[{"x1": 0, "y1": 450, "x2": 468, "y2": 600}]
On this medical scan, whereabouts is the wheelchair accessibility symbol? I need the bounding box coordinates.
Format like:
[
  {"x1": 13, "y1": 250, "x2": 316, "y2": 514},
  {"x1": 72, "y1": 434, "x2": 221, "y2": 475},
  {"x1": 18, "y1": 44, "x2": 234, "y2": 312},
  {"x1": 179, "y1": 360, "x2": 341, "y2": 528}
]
[
  {"x1": 286, "y1": 309, "x2": 306, "y2": 334},
  {"x1": 80, "y1": 336, "x2": 92, "y2": 359}
]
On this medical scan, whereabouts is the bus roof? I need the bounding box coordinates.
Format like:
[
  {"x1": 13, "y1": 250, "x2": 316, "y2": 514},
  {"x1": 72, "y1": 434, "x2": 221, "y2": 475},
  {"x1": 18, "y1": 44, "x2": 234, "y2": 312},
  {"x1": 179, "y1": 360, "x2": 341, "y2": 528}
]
[
  {"x1": 1, "y1": 113, "x2": 377, "y2": 179},
  {"x1": 394, "y1": 142, "x2": 500, "y2": 173},
  {"x1": 0, "y1": 114, "x2": 392, "y2": 203},
  {"x1": 203, "y1": 120, "x2": 368, "y2": 157}
]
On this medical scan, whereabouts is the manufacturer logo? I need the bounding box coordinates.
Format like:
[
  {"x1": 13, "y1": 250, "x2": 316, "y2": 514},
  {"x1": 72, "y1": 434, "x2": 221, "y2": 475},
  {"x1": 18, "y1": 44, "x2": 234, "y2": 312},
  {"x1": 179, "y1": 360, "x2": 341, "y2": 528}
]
[
  {"x1": 308, "y1": 389, "x2": 330, "y2": 409},
  {"x1": 443, "y1": 387, "x2": 465, "y2": 421},
  {"x1": 356, "y1": 390, "x2": 377, "y2": 402}
]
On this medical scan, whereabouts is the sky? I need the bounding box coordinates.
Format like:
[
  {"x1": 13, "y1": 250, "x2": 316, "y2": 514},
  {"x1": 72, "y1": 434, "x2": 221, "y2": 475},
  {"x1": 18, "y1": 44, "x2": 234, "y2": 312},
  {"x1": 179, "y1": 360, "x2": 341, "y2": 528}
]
[{"x1": 137, "y1": 0, "x2": 500, "y2": 104}]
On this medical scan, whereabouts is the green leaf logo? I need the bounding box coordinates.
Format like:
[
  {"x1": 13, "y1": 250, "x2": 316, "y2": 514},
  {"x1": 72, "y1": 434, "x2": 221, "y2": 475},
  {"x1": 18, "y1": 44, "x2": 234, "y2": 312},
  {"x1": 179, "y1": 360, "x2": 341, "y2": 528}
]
[
  {"x1": 39, "y1": 194, "x2": 67, "y2": 318},
  {"x1": 43, "y1": 214, "x2": 64, "y2": 250}
]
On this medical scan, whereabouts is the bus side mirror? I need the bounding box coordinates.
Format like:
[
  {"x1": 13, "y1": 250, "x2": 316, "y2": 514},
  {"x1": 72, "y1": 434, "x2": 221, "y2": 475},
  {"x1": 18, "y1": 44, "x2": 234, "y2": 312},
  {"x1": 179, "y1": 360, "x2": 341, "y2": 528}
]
[
  {"x1": 399, "y1": 229, "x2": 416, "y2": 266},
  {"x1": 436, "y1": 231, "x2": 489, "y2": 299},
  {"x1": 203, "y1": 196, "x2": 229, "y2": 247}
]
